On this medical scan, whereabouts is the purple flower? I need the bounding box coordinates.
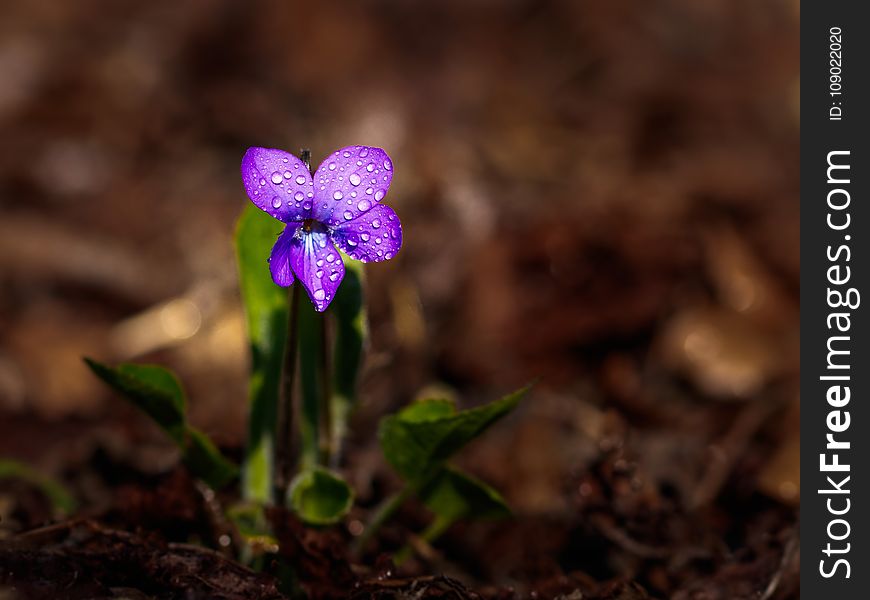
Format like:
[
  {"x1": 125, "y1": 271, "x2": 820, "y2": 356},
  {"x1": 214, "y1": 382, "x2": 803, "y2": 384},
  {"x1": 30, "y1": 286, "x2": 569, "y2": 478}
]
[{"x1": 241, "y1": 145, "x2": 403, "y2": 312}]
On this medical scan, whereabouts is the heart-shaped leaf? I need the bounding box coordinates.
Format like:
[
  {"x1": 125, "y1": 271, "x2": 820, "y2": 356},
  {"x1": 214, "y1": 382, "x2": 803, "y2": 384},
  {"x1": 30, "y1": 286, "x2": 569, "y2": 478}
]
[
  {"x1": 287, "y1": 467, "x2": 354, "y2": 526},
  {"x1": 85, "y1": 358, "x2": 237, "y2": 489},
  {"x1": 419, "y1": 467, "x2": 511, "y2": 521},
  {"x1": 379, "y1": 385, "x2": 529, "y2": 483}
]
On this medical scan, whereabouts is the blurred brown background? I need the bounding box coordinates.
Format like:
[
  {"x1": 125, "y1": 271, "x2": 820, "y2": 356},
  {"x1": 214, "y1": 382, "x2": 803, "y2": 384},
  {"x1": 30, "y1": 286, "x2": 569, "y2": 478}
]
[{"x1": 0, "y1": 0, "x2": 798, "y2": 595}]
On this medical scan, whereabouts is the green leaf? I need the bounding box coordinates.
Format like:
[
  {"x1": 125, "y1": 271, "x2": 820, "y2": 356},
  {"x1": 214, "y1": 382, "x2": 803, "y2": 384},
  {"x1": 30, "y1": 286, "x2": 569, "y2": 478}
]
[
  {"x1": 0, "y1": 459, "x2": 77, "y2": 515},
  {"x1": 235, "y1": 204, "x2": 289, "y2": 503},
  {"x1": 85, "y1": 358, "x2": 238, "y2": 489},
  {"x1": 379, "y1": 385, "x2": 530, "y2": 483},
  {"x1": 396, "y1": 398, "x2": 456, "y2": 422},
  {"x1": 287, "y1": 467, "x2": 354, "y2": 526},
  {"x1": 419, "y1": 467, "x2": 510, "y2": 521},
  {"x1": 330, "y1": 257, "x2": 367, "y2": 459},
  {"x1": 84, "y1": 359, "x2": 186, "y2": 442}
]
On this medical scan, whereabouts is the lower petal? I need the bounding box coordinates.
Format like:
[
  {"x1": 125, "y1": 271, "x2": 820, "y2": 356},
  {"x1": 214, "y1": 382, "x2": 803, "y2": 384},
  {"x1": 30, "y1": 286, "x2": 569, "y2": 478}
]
[
  {"x1": 331, "y1": 204, "x2": 402, "y2": 263},
  {"x1": 288, "y1": 229, "x2": 345, "y2": 312},
  {"x1": 269, "y1": 226, "x2": 296, "y2": 287}
]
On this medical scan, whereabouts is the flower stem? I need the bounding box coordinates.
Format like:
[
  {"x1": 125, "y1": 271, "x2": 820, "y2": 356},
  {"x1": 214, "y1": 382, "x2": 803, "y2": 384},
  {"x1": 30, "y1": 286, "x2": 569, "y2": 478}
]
[
  {"x1": 274, "y1": 282, "x2": 300, "y2": 499},
  {"x1": 352, "y1": 485, "x2": 414, "y2": 555},
  {"x1": 318, "y1": 314, "x2": 333, "y2": 466},
  {"x1": 393, "y1": 514, "x2": 455, "y2": 566}
]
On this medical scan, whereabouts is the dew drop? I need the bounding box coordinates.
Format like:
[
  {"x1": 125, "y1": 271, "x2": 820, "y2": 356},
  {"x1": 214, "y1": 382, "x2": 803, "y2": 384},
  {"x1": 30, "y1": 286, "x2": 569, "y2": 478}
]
[
  {"x1": 374, "y1": 190, "x2": 385, "y2": 201},
  {"x1": 343, "y1": 210, "x2": 353, "y2": 220},
  {"x1": 295, "y1": 175, "x2": 306, "y2": 184},
  {"x1": 372, "y1": 219, "x2": 381, "y2": 229},
  {"x1": 316, "y1": 259, "x2": 324, "y2": 267},
  {"x1": 271, "y1": 196, "x2": 282, "y2": 208},
  {"x1": 347, "y1": 238, "x2": 358, "y2": 247},
  {"x1": 365, "y1": 187, "x2": 374, "y2": 195},
  {"x1": 366, "y1": 163, "x2": 374, "y2": 172},
  {"x1": 282, "y1": 157, "x2": 289, "y2": 163},
  {"x1": 333, "y1": 191, "x2": 343, "y2": 200},
  {"x1": 383, "y1": 159, "x2": 392, "y2": 170},
  {"x1": 294, "y1": 191, "x2": 304, "y2": 201},
  {"x1": 343, "y1": 151, "x2": 351, "y2": 158},
  {"x1": 303, "y1": 200, "x2": 312, "y2": 210},
  {"x1": 359, "y1": 148, "x2": 369, "y2": 157},
  {"x1": 329, "y1": 272, "x2": 340, "y2": 281},
  {"x1": 375, "y1": 237, "x2": 382, "y2": 245},
  {"x1": 349, "y1": 173, "x2": 361, "y2": 186},
  {"x1": 326, "y1": 253, "x2": 335, "y2": 263},
  {"x1": 357, "y1": 199, "x2": 371, "y2": 211},
  {"x1": 314, "y1": 289, "x2": 326, "y2": 301},
  {"x1": 271, "y1": 172, "x2": 283, "y2": 184},
  {"x1": 360, "y1": 233, "x2": 370, "y2": 242},
  {"x1": 328, "y1": 162, "x2": 337, "y2": 171},
  {"x1": 385, "y1": 252, "x2": 394, "y2": 259},
  {"x1": 316, "y1": 270, "x2": 323, "y2": 278},
  {"x1": 259, "y1": 178, "x2": 266, "y2": 186}
]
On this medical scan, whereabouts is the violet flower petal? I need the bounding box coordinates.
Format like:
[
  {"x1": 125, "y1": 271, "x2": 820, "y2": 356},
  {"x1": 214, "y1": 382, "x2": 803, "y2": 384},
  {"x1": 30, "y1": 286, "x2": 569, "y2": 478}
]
[
  {"x1": 331, "y1": 203, "x2": 402, "y2": 263},
  {"x1": 288, "y1": 228, "x2": 346, "y2": 312},
  {"x1": 242, "y1": 147, "x2": 317, "y2": 223},
  {"x1": 268, "y1": 225, "x2": 297, "y2": 287},
  {"x1": 311, "y1": 145, "x2": 393, "y2": 226}
]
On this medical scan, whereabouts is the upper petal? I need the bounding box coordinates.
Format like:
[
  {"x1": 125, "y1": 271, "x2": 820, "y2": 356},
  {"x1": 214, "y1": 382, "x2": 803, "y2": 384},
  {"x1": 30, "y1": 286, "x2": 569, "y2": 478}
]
[
  {"x1": 288, "y1": 228, "x2": 345, "y2": 312},
  {"x1": 310, "y1": 145, "x2": 394, "y2": 226},
  {"x1": 268, "y1": 225, "x2": 297, "y2": 287},
  {"x1": 241, "y1": 147, "x2": 317, "y2": 223},
  {"x1": 331, "y1": 203, "x2": 402, "y2": 263}
]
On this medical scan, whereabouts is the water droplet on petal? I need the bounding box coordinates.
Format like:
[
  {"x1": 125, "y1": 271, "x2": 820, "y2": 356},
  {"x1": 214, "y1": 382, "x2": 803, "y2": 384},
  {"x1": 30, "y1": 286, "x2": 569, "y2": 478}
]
[
  {"x1": 316, "y1": 270, "x2": 323, "y2": 278},
  {"x1": 360, "y1": 233, "x2": 370, "y2": 242},
  {"x1": 259, "y1": 178, "x2": 266, "y2": 186},
  {"x1": 271, "y1": 172, "x2": 283, "y2": 184},
  {"x1": 316, "y1": 259, "x2": 324, "y2": 267},
  {"x1": 349, "y1": 173, "x2": 361, "y2": 186},
  {"x1": 374, "y1": 190, "x2": 385, "y2": 201},
  {"x1": 328, "y1": 162, "x2": 337, "y2": 170},
  {"x1": 375, "y1": 237, "x2": 382, "y2": 245},
  {"x1": 385, "y1": 252, "x2": 394, "y2": 259},
  {"x1": 342, "y1": 151, "x2": 351, "y2": 158},
  {"x1": 326, "y1": 253, "x2": 335, "y2": 263},
  {"x1": 343, "y1": 210, "x2": 353, "y2": 220},
  {"x1": 383, "y1": 159, "x2": 392, "y2": 170},
  {"x1": 314, "y1": 289, "x2": 326, "y2": 300},
  {"x1": 333, "y1": 191, "x2": 343, "y2": 200},
  {"x1": 282, "y1": 158, "x2": 289, "y2": 163},
  {"x1": 329, "y1": 272, "x2": 340, "y2": 281},
  {"x1": 294, "y1": 191, "x2": 304, "y2": 201},
  {"x1": 271, "y1": 196, "x2": 282, "y2": 208},
  {"x1": 359, "y1": 148, "x2": 369, "y2": 157},
  {"x1": 303, "y1": 200, "x2": 312, "y2": 210},
  {"x1": 347, "y1": 238, "x2": 358, "y2": 247},
  {"x1": 366, "y1": 163, "x2": 374, "y2": 172},
  {"x1": 357, "y1": 199, "x2": 371, "y2": 211},
  {"x1": 372, "y1": 219, "x2": 381, "y2": 229},
  {"x1": 365, "y1": 187, "x2": 373, "y2": 195}
]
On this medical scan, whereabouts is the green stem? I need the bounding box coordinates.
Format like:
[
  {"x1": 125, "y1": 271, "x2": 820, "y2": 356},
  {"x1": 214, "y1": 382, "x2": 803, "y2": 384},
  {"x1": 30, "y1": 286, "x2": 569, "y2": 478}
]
[
  {"x1": 352, "y1": 485, "x2": 414, "y2": 555},
  {"x1": 394, "y1": 514, "x2": 455, "y2": 566},
  {"x1": 275, "y1": 283, "x2": 300, "y2": 499},
  {"x1": 319, "y1": 313, "x2": 333, "y2": 466}
]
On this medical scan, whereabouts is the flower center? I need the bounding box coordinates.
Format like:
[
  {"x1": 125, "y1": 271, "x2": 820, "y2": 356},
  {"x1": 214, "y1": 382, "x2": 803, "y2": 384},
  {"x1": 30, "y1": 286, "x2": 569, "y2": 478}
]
[{"x1": 301, "y1": 218, "x2": 324, "y2": 233}]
